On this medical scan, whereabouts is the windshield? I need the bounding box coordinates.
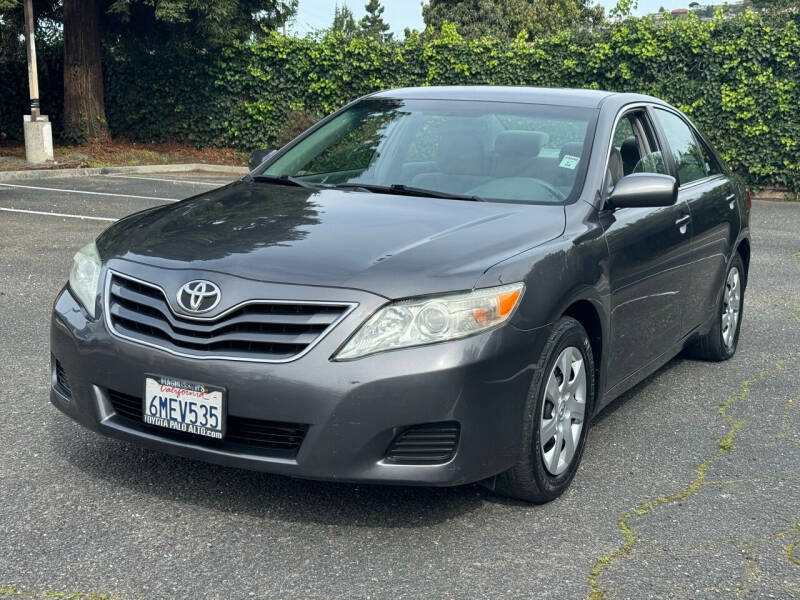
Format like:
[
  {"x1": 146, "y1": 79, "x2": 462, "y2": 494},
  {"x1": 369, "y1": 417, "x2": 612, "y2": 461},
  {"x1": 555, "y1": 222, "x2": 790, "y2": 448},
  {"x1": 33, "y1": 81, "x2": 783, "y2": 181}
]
[{"x1": 261, "y1": 98, "x2": 596, "y2": 204}]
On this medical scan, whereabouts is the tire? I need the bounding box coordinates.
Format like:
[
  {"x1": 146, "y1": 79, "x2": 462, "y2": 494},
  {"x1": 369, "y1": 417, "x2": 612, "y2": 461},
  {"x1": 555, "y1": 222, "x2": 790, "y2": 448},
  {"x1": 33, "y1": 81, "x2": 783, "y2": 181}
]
[
  {"x1": 492, "y1": 317, "x2": 595, "y2": 504},
  {"x1": 684, "y1": 253, "x2": 745, "y2": 362}
]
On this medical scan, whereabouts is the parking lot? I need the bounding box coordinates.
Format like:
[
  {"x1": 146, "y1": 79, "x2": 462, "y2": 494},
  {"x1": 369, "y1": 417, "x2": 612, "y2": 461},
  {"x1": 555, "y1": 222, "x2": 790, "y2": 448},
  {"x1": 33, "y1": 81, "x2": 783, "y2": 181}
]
[{"x1": 0, "y1": 172, "x2": 798, "y2": 600}]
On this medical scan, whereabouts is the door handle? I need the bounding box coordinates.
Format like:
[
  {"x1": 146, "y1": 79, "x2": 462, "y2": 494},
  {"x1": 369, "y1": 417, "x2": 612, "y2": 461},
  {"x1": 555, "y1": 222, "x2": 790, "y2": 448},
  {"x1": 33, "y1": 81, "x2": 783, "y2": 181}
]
[
  {"x1": 726, "y1": 193, "x2": 736, "y2": 209},
  {"x1": 675, "y1": 214, "x2": 691, "y2": 234}
]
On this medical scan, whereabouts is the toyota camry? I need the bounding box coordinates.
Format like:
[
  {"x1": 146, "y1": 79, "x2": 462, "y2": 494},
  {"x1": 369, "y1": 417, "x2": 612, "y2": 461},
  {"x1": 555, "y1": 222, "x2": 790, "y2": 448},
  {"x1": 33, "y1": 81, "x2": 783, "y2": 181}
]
[{"x1": 51, "y1": 87, "x2": 750, "y2": 502}]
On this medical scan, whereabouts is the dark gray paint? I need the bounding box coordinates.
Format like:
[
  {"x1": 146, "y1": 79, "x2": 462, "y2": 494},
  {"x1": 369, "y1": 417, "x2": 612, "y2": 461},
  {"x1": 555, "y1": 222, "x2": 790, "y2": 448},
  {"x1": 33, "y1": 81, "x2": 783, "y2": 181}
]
[
  {"x1": 51, "y1": 86, "x2": 750, "y2": 485},
  {"x1": 607, "y1": 173, "x2": 678, "y2": 208},
  {"x1": 95, "y1": 185, "x2": 566, "y2": 301}
]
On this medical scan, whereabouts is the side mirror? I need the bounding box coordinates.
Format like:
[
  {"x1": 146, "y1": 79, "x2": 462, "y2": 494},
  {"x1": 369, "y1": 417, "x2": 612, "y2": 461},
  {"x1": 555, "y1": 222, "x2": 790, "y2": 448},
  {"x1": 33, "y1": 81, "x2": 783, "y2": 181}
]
[
  {"x1": 248, "y1": 148, "x2": 277, "y2": 171},
  {"x1": 607, "y1": 173, "x2": 678, "y2": 209}
]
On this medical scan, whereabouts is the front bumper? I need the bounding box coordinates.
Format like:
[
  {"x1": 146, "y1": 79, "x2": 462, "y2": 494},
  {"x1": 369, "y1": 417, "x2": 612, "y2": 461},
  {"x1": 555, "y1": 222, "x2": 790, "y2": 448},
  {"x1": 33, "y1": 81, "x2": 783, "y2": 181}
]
[{"x1": 50, "y1": 274, "x2": 548, "y2": 486}]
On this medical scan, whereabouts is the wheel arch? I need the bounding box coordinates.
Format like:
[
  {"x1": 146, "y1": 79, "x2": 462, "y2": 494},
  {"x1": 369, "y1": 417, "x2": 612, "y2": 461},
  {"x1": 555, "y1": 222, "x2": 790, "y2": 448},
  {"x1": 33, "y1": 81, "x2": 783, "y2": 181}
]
[
  {"x1": 736, "y1": 237, "x2": 751, "y2": 287},
  {"x1": 561, "y1": 298, "x2": 605, "y2": 410}
]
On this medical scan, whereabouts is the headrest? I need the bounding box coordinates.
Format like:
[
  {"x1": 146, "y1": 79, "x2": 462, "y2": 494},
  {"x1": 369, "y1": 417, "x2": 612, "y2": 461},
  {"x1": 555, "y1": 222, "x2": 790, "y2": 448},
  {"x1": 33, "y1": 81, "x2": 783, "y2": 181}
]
[
  {"x1": 494, "y1": 131, "x2": 548, "y2": 158},
  {"x1": 436, "y1": 131, "x2": 484, "y2": 175},
  {"x1": 620, "y1": 137, "x2": 640, "y2": 164},
  {"x1": 559, "y1": 142, "x2": 584, "y2": 161},
  {"x1": 608, "y1": 148, "x2": 623, "y2": 185}
]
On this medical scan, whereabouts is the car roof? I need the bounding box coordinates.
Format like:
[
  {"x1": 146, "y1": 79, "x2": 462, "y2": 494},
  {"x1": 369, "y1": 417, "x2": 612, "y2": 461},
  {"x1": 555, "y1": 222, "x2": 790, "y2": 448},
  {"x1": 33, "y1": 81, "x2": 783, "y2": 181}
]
[{"x1": 370, "y1": 86, "x2": 667, "y2": 109}]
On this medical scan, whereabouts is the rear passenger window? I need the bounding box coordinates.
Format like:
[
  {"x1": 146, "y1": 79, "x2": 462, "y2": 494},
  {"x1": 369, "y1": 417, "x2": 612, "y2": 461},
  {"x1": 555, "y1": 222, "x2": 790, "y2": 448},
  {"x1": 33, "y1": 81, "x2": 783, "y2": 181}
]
[
  {"x1": 697, "y1": 139, "x2": 723, "y2": 177},
  {"x1": 653, "y1": 108, "x2": 709, "y2": 185}
]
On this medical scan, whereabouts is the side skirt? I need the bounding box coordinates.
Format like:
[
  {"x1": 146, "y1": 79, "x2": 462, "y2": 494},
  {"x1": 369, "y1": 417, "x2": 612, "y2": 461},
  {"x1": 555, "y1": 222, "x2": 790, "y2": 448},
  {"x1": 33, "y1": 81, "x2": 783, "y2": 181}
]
[{"x1": 594, "y1": 317, "x2": 712, "y2": 414}]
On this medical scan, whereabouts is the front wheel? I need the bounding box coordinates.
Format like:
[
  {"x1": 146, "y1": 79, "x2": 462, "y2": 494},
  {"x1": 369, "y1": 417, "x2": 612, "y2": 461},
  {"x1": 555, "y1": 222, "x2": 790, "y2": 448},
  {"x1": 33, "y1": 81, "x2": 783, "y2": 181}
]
[{"x1": 492, "y1": 317, "x2": 595, "y2": 503}]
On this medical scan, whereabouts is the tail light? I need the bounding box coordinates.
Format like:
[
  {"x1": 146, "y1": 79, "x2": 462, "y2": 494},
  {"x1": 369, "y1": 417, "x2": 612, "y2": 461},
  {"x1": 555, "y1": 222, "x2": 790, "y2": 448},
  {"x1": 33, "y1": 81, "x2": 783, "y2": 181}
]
[{"x1": 745, "y1": 188, "x2": 752, "y2": 209}]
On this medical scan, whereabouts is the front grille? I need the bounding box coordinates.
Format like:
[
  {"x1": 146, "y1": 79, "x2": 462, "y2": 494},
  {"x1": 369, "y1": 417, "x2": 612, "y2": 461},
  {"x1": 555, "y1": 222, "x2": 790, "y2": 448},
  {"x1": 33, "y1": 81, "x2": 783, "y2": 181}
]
[
  {"x1": 54, "y1": 358, "x2": 71, "y2": 397},
  {"x1": 385, "y1": 422, "x2": 460, "y2": 464},
  {"x1": 105, "y1": 273, "x2": 353, "y2": 362},
  {"x1": 107, "y1": 389, "x2": 309, "y2": 457}
]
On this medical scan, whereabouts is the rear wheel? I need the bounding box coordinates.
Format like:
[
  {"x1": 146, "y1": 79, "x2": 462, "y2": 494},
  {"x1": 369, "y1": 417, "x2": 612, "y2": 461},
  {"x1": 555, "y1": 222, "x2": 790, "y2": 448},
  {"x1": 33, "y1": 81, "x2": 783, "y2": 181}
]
[
  {"x1": 685, "y1": 253, "x2": 745, "y2": 361},
  {"x1": 493, "y1": 317, "x2": 595, "y2": 503}
]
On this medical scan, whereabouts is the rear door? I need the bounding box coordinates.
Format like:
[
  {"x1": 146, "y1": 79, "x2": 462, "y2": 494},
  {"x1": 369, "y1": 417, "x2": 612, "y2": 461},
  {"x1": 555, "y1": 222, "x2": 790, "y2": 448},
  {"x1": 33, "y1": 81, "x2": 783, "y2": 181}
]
[
  {"x1": 651, "y1": 107, "x2": 739, "y2": 333},
  {"x1": 601, "y1": 107, "x2": 695, "y2": 392}
]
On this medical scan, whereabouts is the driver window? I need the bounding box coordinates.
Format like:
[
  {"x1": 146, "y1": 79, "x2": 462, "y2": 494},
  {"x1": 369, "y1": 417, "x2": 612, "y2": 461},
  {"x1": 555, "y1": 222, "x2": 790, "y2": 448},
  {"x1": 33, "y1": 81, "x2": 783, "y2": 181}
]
[{"x1": 607, "y1": 111, "x2": 668, "y2": 189}]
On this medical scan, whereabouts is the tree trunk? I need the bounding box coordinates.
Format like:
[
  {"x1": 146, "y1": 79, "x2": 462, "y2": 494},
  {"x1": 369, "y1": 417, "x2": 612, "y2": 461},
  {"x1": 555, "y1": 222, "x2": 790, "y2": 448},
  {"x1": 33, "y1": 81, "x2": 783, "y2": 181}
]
[{"x1": 63, "y1": 0, "x2": 109, "y2": 142}]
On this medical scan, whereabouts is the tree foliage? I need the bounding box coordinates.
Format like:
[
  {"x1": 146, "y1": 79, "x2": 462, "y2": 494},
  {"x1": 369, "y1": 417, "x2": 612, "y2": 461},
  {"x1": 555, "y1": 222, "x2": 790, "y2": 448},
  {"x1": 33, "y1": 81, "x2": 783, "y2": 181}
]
[
  {"x1": 421, "y1": 0, "x2": 604, "y2": 40},
  {"x1": 331, "y1": 3, "x2": 358, "y2": 39},
  {"x1": 101, "y1": 0, "x2": 298, "y2": 47},
  {"x1": 0, "y1": 0, "x2": 61, "y2": 58},
  {"x1": 359, "y1": 0, "x2": 392, "y2": 41},
  {"x1": 0, "y1": 0, "x2": 297, "y2": 48},
  {"x1": 0, "y1": 0, "x2": 297, "y2": 141},
  {"x1": 750, "y1": 0, "x2": 800, "y2": 8}
]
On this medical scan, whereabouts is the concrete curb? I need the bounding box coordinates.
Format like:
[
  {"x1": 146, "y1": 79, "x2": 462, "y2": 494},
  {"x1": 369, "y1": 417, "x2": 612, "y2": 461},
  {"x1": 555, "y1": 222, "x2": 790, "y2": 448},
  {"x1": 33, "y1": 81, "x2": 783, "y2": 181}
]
[
  {"x1": 753, "y1": 188, "x2": 795, "y2": 201},
  {"x1": 0, "y1": 163, "x2": 248, "y2": 181}
]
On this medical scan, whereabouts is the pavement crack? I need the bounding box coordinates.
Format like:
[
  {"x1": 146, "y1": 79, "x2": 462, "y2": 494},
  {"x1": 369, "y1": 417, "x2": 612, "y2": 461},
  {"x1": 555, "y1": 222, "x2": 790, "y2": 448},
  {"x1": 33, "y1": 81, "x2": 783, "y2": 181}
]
[
  {"x1": 787, "y1": 537, "x2": 800, "y2": 567},
  {"x1": 0, "y1": 587, "x2": 116, "y2": 600},
  {"x1": 586, "y1": 358, "x2": 792, "y2": 600}
]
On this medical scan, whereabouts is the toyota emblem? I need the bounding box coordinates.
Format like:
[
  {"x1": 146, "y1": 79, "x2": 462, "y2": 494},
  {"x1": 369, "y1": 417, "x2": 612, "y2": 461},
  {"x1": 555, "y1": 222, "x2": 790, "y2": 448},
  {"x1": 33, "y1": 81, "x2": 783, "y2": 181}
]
[{"x1": 177, "y1": 280, "x2": 221, "y2": 314}]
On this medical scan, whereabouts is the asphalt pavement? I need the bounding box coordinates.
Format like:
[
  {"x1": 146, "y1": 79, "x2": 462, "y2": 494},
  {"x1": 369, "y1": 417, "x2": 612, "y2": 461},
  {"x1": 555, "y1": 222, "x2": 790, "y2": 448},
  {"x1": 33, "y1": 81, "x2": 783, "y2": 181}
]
[{"x1": 0, "y1": 173, "x2": 798, "y2": 600}]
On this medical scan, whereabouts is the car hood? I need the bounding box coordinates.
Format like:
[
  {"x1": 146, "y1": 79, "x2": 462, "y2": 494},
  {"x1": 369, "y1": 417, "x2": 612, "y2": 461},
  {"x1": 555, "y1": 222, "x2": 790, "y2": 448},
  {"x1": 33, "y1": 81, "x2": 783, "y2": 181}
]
[{"x1": 98, "y1": 181, "x2": 566, "y2": 299}]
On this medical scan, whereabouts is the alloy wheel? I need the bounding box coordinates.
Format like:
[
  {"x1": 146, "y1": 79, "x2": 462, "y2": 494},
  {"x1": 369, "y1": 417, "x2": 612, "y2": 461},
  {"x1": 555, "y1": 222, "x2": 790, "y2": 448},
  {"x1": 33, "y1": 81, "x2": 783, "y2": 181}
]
[
  {"x1": 722, "y1": 267, "x2": 741, "y2": 348},
  {"x1": 540, "y1": 346, "x2": 587, "y2": 476}
]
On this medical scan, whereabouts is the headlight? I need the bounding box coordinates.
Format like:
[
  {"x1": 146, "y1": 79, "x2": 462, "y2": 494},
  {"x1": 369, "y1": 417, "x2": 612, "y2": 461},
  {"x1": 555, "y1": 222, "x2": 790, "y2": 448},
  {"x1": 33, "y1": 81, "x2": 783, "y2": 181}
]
[
  {"x1": 68, "y1": 242, "x2": 102, "y2": 318},
  {"x1": 335, "y1": 283, "x2": 524, "y2": 360}
]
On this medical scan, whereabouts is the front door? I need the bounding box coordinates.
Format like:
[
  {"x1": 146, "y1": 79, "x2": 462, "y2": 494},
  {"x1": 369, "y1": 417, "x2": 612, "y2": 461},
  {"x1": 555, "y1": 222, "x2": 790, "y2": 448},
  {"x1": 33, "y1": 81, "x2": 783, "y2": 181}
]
[{"x1": 600, "y1": 108, "x2": 695, "y2": 392}]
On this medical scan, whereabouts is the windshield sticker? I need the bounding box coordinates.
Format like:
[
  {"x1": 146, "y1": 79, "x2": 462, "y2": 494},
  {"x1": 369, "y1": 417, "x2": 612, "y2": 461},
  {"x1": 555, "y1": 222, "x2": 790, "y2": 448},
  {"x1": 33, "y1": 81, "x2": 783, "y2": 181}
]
[{"x1": 559, "y1": 155, "x2": 580, "y2": 170}]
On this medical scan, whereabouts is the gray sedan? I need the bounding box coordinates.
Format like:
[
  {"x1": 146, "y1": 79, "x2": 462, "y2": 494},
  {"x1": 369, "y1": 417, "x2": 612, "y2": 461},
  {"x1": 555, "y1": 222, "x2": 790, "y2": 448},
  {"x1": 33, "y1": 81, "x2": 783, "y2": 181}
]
[{"x1": 51, "y1": 86, "x2": 750, "y2": 502}]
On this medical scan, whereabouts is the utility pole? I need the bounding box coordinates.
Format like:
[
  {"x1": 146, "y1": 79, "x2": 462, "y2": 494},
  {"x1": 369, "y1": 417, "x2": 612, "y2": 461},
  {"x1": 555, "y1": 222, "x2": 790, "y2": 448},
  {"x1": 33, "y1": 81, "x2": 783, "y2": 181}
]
[
  {"x1": 23, "y1": 0, "x2": 54, "y2": 164},
  {"x1": 23, "y1": 0, "x2": 40, "y2": 120}
]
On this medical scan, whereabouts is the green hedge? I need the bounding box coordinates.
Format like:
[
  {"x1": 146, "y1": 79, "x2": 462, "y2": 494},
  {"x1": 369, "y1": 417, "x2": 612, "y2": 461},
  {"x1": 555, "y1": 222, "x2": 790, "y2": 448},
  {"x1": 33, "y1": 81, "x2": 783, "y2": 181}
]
[{"x1": 2, "y1": 10, "x2": 799, "y2": 191}]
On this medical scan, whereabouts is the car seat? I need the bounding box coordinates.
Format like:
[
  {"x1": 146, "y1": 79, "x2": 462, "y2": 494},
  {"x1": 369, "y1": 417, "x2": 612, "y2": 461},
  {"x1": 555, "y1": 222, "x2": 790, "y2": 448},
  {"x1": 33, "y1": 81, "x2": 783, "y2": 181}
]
[
  {"x1": 411, "y1": 129, "x2": 490, "y2": 193},
  {"x1": 620, "y1": 137, "x2": 640, "y2": 176},
  {"x1": 491, "y1": 131, "x2": 548, "y2": 178}
]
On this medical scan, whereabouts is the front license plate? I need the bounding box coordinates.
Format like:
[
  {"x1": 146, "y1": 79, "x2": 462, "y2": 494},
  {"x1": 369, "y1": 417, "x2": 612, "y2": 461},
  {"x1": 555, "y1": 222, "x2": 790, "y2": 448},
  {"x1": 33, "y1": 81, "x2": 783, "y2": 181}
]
[{"x1": 143, "y1": 375, "x2": 225, "y2": 440}]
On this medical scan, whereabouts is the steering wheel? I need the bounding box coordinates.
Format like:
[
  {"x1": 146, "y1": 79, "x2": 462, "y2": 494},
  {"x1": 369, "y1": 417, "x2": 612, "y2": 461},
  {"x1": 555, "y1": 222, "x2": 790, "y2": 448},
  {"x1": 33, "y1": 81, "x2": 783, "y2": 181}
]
[
  {"x1": 468, "y1": 177, "x2": 567, "y2": 203},
  {"x1": 535, "y1": 179, "x2": 567, "y2": 202}
]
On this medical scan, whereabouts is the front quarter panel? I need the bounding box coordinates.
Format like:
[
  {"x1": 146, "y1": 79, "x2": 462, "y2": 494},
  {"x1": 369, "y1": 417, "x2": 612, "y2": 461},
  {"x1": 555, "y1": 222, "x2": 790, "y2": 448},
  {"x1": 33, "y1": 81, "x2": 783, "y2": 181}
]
[
  {"x1": 475, "y1": 200, "x2": 610, "y2": 402},
  {"x1": 478, "y1": 201, "x2": 608, "y2": 330}
]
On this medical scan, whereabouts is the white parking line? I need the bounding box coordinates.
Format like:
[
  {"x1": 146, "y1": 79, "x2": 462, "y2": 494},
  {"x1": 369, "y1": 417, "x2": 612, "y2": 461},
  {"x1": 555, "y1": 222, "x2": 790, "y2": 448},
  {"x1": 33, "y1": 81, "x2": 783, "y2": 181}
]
[
  {"x1": 104, "y1": 174, "x2": 227, "y2": 186},
  {"x1": 0, "y1": 182, "x2": 177, "y2": 202},
  {"x1": 0, "y1": 207, "x2": 118, "y2": 221}
]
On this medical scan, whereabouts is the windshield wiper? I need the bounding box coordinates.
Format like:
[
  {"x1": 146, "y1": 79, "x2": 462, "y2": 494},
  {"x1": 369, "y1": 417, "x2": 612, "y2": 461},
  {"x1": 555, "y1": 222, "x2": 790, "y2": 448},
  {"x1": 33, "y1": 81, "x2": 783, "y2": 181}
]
[
  {"x1": 334, "y1": 182, "x2": 484, "y2": 202},
  {"x1": 249, "y1": 174, "x2": 319, "y2": 189}
]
